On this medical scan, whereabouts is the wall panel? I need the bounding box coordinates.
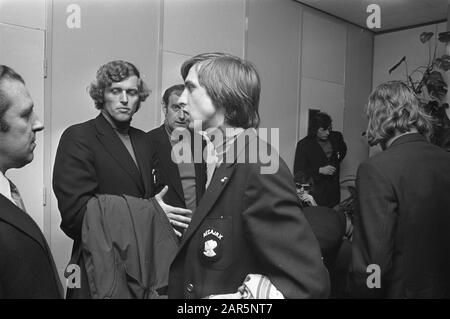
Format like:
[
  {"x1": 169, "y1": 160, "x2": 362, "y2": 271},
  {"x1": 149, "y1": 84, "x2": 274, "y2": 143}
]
[
  {"x1": 247, "y1": 0, "x2": 302, "y2": 169},
  {"x1": 163, "y1": 0, "x2": 245, "y2": 57},
  {"x1": 342, "y1": 25, "x2": 373, "y2": 186},
  {"x1": 301, "y1": 9, "x2": 347, "y2": 85},
  {"x1": 0, "y1": 0, "x2": 46, "y2": 30}
]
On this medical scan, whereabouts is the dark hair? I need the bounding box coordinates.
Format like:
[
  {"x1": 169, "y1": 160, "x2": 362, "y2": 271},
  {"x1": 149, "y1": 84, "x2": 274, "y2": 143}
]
[
  {"x1": 0, "y1": 65, "x2": 26, "y2": 132},
  {"x1": 366, "y1": 81, "x2": 433, "y2": 146},
  {"x1": 180, "y1": 52, "x2": 260, "y2": 129},
  {"x1": 308, "y1": 112, "x2": 332, "y2": 137},
  {"x1": 88, "y1": 60, "x2": 150, "y2": 111},
  {"x1": 162, "y1": 84, "x2": 184, "y2": 108},
  {"x1": 294, "y1": 170, "x2": 315, "y2": 196}
]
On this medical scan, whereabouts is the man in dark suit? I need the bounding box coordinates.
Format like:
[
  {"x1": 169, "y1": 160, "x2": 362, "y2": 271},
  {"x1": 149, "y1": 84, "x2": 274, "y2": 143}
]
[
  {"x1": 168, "y1": 53, "x2": 330, "y2": 299},
  {"x1": 293, "y1": 112, "x2": 347, "y2": 208},
  {"x1": 0, "y1": 65, "x2": 63, "y2": 298},
  {"x1": 350, "y1": 81, "x2": 450, "y2": 298},
  {"x1": 53, "y1": 60, "x2": 192, "y2": 298},
  {"x1": 147, "y1": 84, "x2": 206, "y2": 237}
]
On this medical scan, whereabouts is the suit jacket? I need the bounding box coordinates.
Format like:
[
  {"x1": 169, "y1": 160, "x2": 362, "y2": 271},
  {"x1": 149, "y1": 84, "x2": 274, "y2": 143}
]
[
  {"x1": 147, "y1": 124, "x2": 206, "y2": 209},
  {"x1": 0, "y1": 195, "x2": 63, "y2": 298},
  {"x1": 82, "y1": 195, "x2": 179, "y2": 298},
  {"x1": 293, "y1": 131, "x2": 347, "y2": 208},
  {"x1": 351, "y1": 133, "x2": 450, "y2": 298},
  {"x1": 169, "y1": 129, "x2": 330, "y2": 299},
  {"x1": 53, "y1": 114, "x2": 157, "y2": 298}
]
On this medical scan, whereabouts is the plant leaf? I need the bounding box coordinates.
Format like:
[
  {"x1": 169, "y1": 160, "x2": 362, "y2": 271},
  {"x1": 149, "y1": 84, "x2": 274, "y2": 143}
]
[
  {"x1": 389, "y1": 56, "x2": 406, "y2": 74},
  {"x1": 436, "y1": 55, "x2": 450, "y2": 71},
  {"x1": 426, "y1": 71, "x2": 448, "y2": 100},
  {"x1": 438, "y1": 31, "x2": 450, "y2": 43},
  {"x1": 420, "y1": 32, "x2": 434, "y2": 43}
]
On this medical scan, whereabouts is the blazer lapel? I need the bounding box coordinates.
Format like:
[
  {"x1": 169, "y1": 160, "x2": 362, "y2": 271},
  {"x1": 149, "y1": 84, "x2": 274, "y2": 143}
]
[
  {"x1": 0, "y1": 195, "x2": 64, "y2": 297},
  {"x1": 154, "y1": 126, "x2": 185, "y2": 203},
  {"x1": 0, "y1": 194, "x2": 48, "y2": 254},
  {"x1": 94, "y1": 114, "x2": 145, "y2": 193},
  {"x1": 179, "y1": 128, "x2": 257, "y2": 250},
  {"x1": 311, "y1": 137, "x2": 329, "y2": 163}
]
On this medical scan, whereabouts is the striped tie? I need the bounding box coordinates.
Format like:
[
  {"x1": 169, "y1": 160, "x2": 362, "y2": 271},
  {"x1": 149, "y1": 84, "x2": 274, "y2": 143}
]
[{"x1": 8, "y1": 179, "x2": 27, "y2": 212}]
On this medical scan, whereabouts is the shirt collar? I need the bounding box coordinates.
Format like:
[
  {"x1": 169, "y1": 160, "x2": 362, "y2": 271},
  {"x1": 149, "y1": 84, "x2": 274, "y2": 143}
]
[
  {"x1": 200, "y1": 126, "x2": 244, "y2": 152},
  {"x1": 164, "y1": 121, "x2": 180, "y2": 144},
  {"x1": 386, "y1": 130, "x2": 418, "y2": 149},
  {"x1": 0, "y1": 171, "x2": 13, "y2": 203}
]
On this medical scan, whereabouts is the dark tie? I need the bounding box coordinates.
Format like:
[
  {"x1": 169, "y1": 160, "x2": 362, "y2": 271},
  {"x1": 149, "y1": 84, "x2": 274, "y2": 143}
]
[{"x1": 8, "y1": 179, "x2": 26, "y2": 212}]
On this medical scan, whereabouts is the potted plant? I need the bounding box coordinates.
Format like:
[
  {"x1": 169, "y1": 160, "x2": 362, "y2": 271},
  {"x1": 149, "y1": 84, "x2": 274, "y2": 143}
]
[{"x1": 389, "y1": 30, "x2": 450, "y2": 151}]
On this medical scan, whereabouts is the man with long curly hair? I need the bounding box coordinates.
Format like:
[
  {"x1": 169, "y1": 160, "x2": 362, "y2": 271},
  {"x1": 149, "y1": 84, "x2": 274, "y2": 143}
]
[{"x1": 350, "y1": 81, "x2": 450, "y2": 298}]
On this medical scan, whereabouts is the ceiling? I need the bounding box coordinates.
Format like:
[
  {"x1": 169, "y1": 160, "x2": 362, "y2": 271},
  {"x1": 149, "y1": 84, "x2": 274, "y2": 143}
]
[{"x1": 296, "y1": 0, "x2": 448, "y2": 33}]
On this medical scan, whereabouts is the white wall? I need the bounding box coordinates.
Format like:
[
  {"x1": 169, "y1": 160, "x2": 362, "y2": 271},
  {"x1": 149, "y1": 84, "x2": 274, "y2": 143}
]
[
  {"x1": 247, "y1": 0, "x2": 302, "y2": 169},
  {"x1": 342, "y1": 25, "x2": 373, "y2": 183},
  {"x1": 299, "y1": 9, "x2": 347, "y2": 141},
  {"x1": 160, "y1": 0, "x2": 246, "y2": 123}
]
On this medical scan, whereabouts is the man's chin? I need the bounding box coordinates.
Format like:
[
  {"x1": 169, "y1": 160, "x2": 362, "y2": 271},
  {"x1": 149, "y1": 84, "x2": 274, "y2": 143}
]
[
  {"x1": 12, "y1": 155, "x2": 33, "y2": 169},
  {"x1": 112, "y1": 114, "x2": 132, "y2": 122},
  {"x1": 174, "y1": 123, "x2": 188, "y2": 129}
]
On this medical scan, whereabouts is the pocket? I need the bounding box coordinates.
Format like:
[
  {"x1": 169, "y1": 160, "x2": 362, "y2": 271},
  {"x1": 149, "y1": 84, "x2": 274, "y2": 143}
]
[{"x1": 198, "y1": 216, "x2": 233, "y2": 270}]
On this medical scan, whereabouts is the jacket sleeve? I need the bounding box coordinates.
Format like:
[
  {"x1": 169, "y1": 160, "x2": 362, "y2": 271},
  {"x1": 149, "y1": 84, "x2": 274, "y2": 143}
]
[
  {"x1": 53, "y1": 128, "x2": 98, "y2": 240},
  {"x1": 242, "y1": 159, "x2": 330, "y2": 298},
  {"x1": 350, "y1": 161, "x2": 397, "y2": 298}
]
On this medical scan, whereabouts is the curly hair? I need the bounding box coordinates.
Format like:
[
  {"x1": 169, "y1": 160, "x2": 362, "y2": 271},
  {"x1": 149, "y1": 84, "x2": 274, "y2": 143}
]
[
  {"x1": 88, "y1": 60, "x2": 150, "y2": 111},
  {"x1": 366, "y1": 81, "x2": 433, "y2": 146},
  {"x1": 181, "y1": 52, "x2": 260, "y2": 129}
]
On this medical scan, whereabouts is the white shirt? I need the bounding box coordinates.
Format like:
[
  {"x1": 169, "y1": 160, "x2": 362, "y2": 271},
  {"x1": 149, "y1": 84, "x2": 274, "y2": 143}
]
[{"x1": 0, "y1": 171, "x2": 15, "y2": 204}]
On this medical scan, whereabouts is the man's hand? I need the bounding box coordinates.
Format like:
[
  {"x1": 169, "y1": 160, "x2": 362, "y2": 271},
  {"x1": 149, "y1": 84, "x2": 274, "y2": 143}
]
[
  {"x1": 155, "y1": 186, "x2": 192, "y2": 237},
  {"x1": 319, "y1": 165, "x2": 336, "y2": 175},
  {"x1": 299, "y1": 193, "x2": 317, "y2": 206}
]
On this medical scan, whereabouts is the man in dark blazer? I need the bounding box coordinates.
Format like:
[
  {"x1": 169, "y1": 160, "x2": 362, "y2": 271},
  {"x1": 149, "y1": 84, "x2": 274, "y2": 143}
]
[
  {"x1": 294, "y1": 112, "x2": 347, "y2": 208},
  {"x1": 168, "y1": 53, "x2": 330, "y2": 299},
  {"x1": 350, "y1": 81, "x2": 450, "y2": 298},
  {"x1": 53, "y1": 61, "x2": 191, "y2": 298},
  {"x1": 147, "y1": 84, "x2": 206, "y2": 233},
  {"x1": 0, "y1": 65, "x2": 63, "y2": 298}
]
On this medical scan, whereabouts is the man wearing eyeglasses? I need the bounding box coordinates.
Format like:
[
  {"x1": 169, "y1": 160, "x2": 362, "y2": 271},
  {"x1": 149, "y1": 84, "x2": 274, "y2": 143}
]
[{"x1": 294, "y1": 112, "x2": 347, "y2": 208}]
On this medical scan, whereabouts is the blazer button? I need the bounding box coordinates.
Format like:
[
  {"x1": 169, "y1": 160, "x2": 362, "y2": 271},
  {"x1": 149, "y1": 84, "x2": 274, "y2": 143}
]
[{"x1": 186, "y1": 283, "x2": 195, "y2": 293}]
